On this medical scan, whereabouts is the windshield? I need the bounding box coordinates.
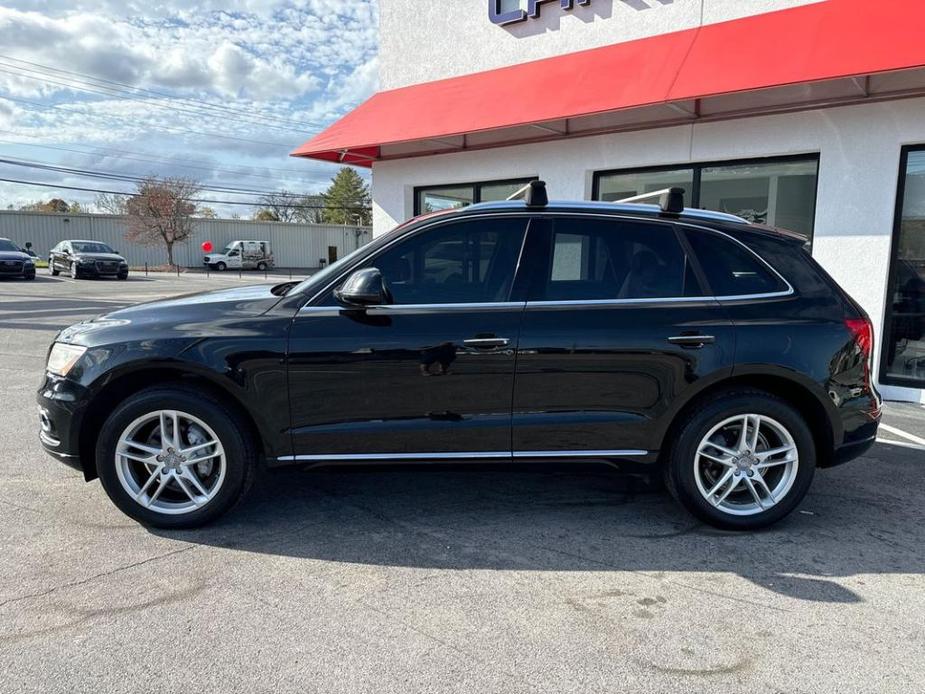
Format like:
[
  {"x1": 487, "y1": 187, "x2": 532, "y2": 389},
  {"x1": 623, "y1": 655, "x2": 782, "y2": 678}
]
[
  {"x1": 72, "y1": 242, "x2": 115, "y2": 254},
  {"x1": 222, "y1": 244, "x2": 237, "y2": 254},
  {"x1": 0, "y1": 239, "x2": 19, "y2": 252}
]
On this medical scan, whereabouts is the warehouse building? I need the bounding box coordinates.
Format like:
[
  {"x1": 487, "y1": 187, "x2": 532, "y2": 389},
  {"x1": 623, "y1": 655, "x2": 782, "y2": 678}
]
[{"x1": 292, "y1": 0, "x2": 925, "y2": 403}]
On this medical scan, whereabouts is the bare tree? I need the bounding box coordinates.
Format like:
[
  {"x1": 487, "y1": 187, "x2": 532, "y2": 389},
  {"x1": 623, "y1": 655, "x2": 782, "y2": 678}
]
[
  {"x1": 254, "y1": 190, "x2": 301, "y2": 223},
  {"x1": 125, "y1": 176, "x2": 200, "y2": 268},
  {"x1": 95, "y1": 192, "x2": 129, "y2": 215},
  {"x1": 294, "y1": 194, "x2": 325, "y2": 224}
]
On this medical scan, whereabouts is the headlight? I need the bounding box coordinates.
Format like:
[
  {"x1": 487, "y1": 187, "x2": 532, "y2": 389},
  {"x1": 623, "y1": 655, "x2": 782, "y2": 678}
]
[
  {"x1": 24, "y1": 258, "x2": 34, "y2": 265},
  {"x1": 46, "y1": 343, "x2": 87, "y2": 376}
]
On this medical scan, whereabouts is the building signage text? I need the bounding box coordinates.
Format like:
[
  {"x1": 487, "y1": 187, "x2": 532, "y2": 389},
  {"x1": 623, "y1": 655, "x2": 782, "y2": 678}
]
[{"x1": 489, "y1": 0, "x2": 592, "y2": 26}]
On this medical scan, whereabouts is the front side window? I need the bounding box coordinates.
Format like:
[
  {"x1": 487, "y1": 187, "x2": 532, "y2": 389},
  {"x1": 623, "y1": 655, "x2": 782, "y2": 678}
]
[
  {"x1": 372, "y1": 218, "x2": 527, "y2": 304},
  {"x1": 882, "y1": 147, "x2": 925, "y2": 387},
  {"x1": 536, "y1": 218, "x2": 699, "y2": 301},
  {"x1": 683, "y1": 228, "x2": 787, "y2": 297}
]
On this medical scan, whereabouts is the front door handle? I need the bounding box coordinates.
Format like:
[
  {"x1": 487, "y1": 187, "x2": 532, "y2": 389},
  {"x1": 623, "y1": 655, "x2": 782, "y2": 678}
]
[
  {"x1": 464, "y1": 337, "x2": 510, "y2": 349},
  {"x1": 668, "y1": 334, "x2": 715, "y2": 348}
]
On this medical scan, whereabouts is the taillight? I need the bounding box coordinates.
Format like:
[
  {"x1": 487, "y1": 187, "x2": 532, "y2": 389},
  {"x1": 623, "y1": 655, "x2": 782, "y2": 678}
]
[
  {"x1": 845, "y1": 317, "x2": 874, "y2": 385},
  {"x1": 845, "y1": 317, "x2": 873, "y2": 358}
]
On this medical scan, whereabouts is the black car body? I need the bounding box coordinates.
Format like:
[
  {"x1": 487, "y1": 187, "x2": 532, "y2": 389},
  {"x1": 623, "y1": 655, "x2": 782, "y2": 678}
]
[
  {"x1": 0, "y1": 238, "x2": 36, "y2": 279},
  {"x1": 49, "y1": 240, "x2": 128, "y2": 279},
  {"x1": 37, "y1": 189, "x2": 881, "y2": 529}
]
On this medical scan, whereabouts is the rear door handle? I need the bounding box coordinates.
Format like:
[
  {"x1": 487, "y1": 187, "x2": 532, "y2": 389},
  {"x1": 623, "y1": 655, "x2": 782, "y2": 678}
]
[
  {"x1": 668, "y1": 334, "x2": 716, "y2": 348},
  {"x1": 464, "y1": 337, "x2": 510, "y2": 348}
]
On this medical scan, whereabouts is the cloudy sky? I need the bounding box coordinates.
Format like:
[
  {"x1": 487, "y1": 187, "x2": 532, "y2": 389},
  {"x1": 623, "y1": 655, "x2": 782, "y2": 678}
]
[{"x1": 0, "y1": 0, "x2": 379, "y2": 215}]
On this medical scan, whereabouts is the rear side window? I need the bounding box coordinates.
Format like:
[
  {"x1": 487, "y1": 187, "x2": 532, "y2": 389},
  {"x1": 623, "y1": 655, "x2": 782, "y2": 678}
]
[
  {"x1": 536, "y1": 218, "x2": 702, "y2": 301},
  {"x1": 684, "y1": 228, "x2": 788, "y2": 297}
]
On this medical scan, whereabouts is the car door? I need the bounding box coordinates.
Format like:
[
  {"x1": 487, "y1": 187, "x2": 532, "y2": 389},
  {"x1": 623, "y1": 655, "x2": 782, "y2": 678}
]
[
  {"x1": 511, "y1": 215, "x2": 736, "y2": 460},
  {"x1": 54, "y1": 242, "x2": 70, "y2": 272},
  {"x1": 286, "y1": 216, "x2": 530, "y2": 460}
]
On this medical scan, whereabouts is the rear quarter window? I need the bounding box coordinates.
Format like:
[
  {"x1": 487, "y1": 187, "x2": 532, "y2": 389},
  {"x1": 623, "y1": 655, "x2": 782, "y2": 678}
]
[{"x1": 683, "y1": 228, "x2": 789, "y2": 297}]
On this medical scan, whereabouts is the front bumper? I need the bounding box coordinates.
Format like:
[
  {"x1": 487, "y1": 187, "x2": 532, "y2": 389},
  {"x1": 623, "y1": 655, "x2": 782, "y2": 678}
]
[
  {"x1": 0, "y1": 264, "x2": 36, "y2": 278},
  {"x1": 37, "y1": 375, "x2": 93, "y2": 477},
  {"x1": 75, "y1": 265, "x2": 128, "y2": 277}
]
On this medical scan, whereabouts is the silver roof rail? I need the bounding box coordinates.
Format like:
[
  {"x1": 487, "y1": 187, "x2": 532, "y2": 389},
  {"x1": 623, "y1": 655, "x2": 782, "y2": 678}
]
[{"x1": 616, "y1": 187, "x2": 685, "y2": 214}]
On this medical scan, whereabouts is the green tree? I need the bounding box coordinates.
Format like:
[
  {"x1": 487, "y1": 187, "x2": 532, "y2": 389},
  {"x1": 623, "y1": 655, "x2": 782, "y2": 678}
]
[{"x1": 321, "y1": 167, "x2": 371, "y2": 226}]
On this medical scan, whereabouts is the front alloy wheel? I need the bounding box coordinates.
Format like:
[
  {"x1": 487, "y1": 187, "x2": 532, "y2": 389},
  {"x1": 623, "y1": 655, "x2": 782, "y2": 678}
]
[
  {"x1": 96, "y1": 387, "x2": 256, "y2": 528},
  {"x1": 115, "y1": 410, "x2": 226, "y2": 515},
  {"x1": 70, "y1": 262, "x2": 79, "y2": 279}
]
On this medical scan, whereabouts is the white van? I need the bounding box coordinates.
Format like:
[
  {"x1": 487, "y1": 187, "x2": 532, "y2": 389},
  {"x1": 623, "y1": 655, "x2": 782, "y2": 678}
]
[{"x1": 203, "y1": 240, "x2": 274, "y2": 271}]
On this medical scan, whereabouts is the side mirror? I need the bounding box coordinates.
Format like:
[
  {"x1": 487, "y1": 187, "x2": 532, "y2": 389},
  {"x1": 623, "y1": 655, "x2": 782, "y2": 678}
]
[{"x1": 334, "y1": 268, "x2": 389, "y2": 308}]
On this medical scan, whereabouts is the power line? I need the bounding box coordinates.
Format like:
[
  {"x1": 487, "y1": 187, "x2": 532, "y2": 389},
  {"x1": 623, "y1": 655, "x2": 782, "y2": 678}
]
[
  {"x1": 4, "y1": 94, "x2": 295, "y2": 149},
  {"x1": 0, "y1": 156, "x2": 317, "y2": 198},
  {"x1": 0, "y1": 176, "x2": 369, "y2": 212},
  {"x1": 0, "y1": 130, "x2": 325, "y2": 178},
  {"x1": 0, "y1": 54, "x2": 324, "y2": 132}
]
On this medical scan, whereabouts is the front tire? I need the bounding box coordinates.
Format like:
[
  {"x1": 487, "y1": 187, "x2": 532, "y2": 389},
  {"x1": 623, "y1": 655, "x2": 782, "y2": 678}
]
[
  {"x1": 50, "y1": 261, "x2": 59, "y2": 276},
  {"x1": 96, "y1": 387, "x2": 256, "y2": 528},
  {"x1": 69, "y1": 262, "x2": 79, "y2": 279},
  {"x1": 215, "y1": 262, "x2": 227, "y2": 272},
  {"x1": 665, "y1": 390, "x2": 815, "y2": 530}
]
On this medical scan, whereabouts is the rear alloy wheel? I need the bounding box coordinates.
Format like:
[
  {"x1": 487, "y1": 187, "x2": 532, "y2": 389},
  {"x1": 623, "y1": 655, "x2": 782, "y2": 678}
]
[
  {"x1": 666, "y1": 391, "x2": 815, "y2": 530},
  {"x1": 96, "y1": 387, "x2": 255, "y2": 528}
]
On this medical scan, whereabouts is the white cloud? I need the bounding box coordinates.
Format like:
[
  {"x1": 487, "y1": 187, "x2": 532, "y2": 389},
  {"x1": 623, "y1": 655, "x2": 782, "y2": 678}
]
[{"x1": 0, "y1": 2, "x2": 379, "y2": 214}]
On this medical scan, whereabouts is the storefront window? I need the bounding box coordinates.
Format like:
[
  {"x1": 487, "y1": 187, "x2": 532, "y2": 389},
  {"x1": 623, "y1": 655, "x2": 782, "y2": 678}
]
[
  {"x1": 415, "y1": 178, "x2": 535, "y2": 215},
  {"x1": 417, "y1": 186, "x2": 474, "y2": 214},
  {"x1": 882, "y1": 147, "x2": 925, "y2": 387},
  {"x1": 596, "y1": 168, "x2": 694, "y2": 203},
  {"x1": 593, "y1": 156, "x2": 819, "y2": 241},
  {"x1": 700, "y1": 159, "x2": 818, "y2": 234}
]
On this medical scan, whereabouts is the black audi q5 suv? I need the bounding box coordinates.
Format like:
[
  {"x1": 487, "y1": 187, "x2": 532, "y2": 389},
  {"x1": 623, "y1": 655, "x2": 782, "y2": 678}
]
[{"x1": 37, "y1": 184, "x2": 881, "y2": 529}]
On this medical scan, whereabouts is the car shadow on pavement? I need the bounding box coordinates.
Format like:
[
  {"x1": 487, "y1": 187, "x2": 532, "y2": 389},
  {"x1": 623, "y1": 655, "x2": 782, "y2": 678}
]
[{"x1": 149, "y1": 450, "x2": 925, "y2": 605}]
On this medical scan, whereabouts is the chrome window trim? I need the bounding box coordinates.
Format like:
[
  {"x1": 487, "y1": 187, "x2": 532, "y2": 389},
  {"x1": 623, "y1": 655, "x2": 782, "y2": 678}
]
[
  {"x1": 299, "y1": 301, "x2": 526, "y2": 315},
  {"x1": 297, "y1": 210, "x2": 796, "y2": 313},
  {"x1": 277, "y1": 449, "x2": 648, "y2": 463}
]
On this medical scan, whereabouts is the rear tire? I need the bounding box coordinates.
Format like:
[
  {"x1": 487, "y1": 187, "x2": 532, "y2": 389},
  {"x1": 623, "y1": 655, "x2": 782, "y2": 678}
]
[
  {"x1": 256, "y1": 261, "x2": 267, "y2": 272},
  {"x1": 96, "y1": 386, "x2": 257, "y2": 528},
  {"x1": 665, "y1": 390, "x2": 815, "y2": 530}
]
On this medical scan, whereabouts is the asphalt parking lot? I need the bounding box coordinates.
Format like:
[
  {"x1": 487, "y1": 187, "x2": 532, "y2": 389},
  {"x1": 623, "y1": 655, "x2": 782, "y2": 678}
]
[{"x1": 1, "y1": 273, "x2": 924, "y2": 693}]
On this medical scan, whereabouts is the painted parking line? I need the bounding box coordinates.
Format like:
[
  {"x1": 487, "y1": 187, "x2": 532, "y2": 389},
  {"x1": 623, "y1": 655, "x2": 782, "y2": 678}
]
[
  {"x1": 876, "y1": 438, "x2": 925, "y2": 452},
  {"x1": 879, "y1": 423, "x2": 925, "y2": 447}
]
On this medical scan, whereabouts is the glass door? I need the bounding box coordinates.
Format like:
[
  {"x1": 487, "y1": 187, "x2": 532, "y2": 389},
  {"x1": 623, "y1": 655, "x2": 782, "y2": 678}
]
[{"x1": 882, "y1": 146, "x2": 925, "y2": 387}]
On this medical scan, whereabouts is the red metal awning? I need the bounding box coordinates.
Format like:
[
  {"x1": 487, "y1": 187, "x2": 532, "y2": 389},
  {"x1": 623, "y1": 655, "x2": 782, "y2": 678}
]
[{"x1": 291, "y1": 0, "x2": 925, "y2": 167}]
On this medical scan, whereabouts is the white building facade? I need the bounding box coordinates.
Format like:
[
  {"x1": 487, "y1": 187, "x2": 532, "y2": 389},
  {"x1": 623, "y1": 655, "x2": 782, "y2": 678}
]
[{"x1": 294, "y1": 0, "x2": 925, "y2": 402}]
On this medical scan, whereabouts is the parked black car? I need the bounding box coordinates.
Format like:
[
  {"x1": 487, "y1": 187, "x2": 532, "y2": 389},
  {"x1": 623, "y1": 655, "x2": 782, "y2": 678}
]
[
  {"x1": 37, "y1": 185, "x2": 881, "y2": 530},
  {"x1": 49, "y1": 240, "x2": 128, "y2": 279},
  {"x1": 0, "y1": 237, "x2": 36, "y2": 279}
]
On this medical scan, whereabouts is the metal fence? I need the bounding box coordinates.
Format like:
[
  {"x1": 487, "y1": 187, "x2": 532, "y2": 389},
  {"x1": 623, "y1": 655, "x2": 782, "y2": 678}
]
[{"x1": 0, "y1": 211, "x2": 372, "y2": 269}]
